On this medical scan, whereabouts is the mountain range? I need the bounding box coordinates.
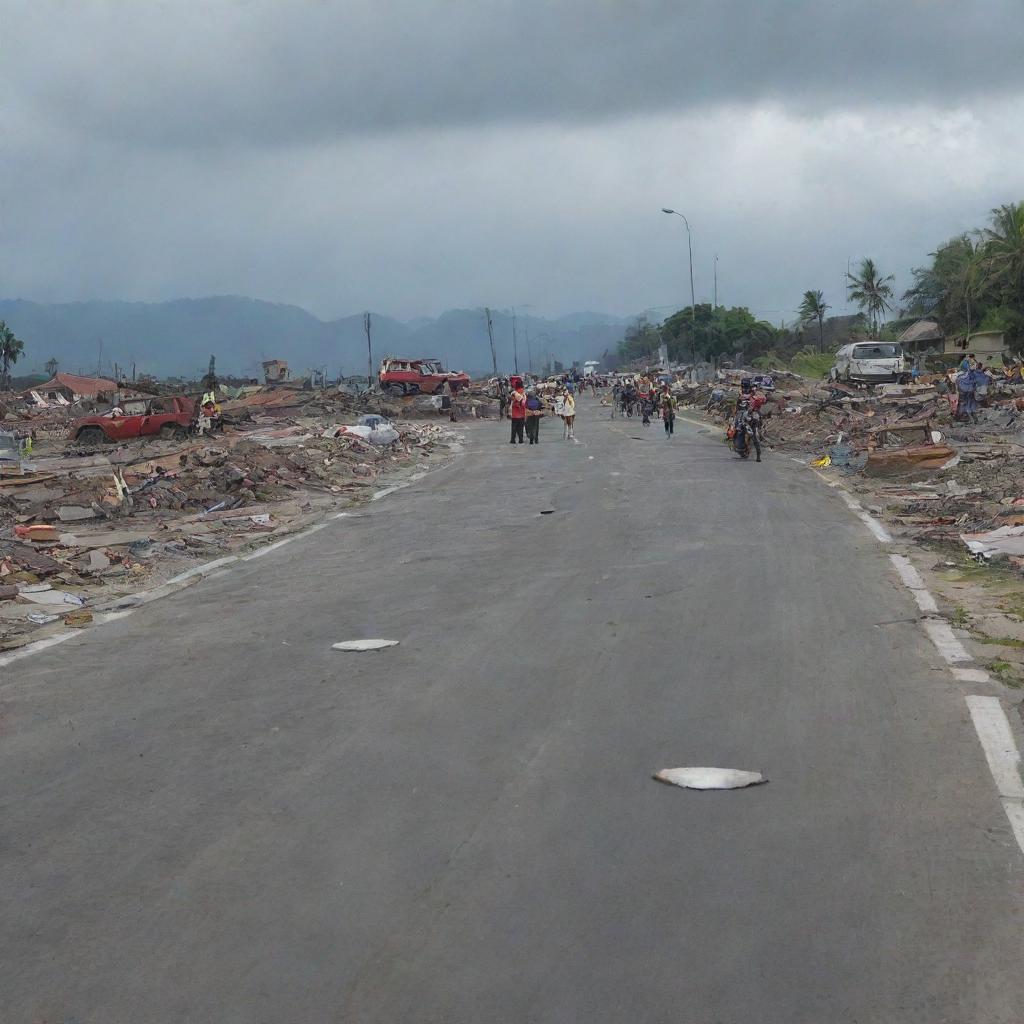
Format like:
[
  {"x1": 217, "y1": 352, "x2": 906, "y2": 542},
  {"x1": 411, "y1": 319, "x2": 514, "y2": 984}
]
[{"x1": 0, "y1": 297, "x2": 630, "y2": 381}]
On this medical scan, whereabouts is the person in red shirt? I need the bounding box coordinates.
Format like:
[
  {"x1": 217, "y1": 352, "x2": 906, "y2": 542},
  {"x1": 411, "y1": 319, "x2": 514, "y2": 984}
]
[{"x1": 508, "y1": 383, "x2": 528, "y2": 444}]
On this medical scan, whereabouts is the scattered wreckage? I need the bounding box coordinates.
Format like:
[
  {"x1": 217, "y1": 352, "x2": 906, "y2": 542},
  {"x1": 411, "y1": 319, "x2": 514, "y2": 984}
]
[
  {"x1": 676, "y1": 366, "x2": 1024, "y2": 571},
  {"x1": 0, "y1": 380, "x2": 465, "y2": 653},
  {"x1": 378, "y1": 357, "x2": 470, "y2": 397},
  {"x1": 69, "y1": 395, "x2": 196, "y2": 444}
]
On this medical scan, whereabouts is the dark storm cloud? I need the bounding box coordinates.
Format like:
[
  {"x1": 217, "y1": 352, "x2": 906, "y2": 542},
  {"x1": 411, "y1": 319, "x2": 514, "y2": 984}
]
[{"x1": 11, "y1": 0, "x2": 1024, "y2": 148}]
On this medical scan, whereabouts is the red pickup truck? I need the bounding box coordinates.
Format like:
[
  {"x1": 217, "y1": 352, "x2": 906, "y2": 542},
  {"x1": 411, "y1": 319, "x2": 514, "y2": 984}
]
[
  {"x1": 378, "y1": 357, "x2": 470, "y2": 397},
  {"x1": 70, "y1": 395, "x2": 196, "y2": 444}
]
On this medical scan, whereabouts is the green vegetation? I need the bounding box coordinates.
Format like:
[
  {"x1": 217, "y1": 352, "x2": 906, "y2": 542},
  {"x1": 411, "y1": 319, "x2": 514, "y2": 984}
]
[
  {"x1": 797, "y1": 290, "x2": 829, "y2": 352},
  {"x1": 846, "y1": 258, "x2": 895, "y2": 338},
  {"x1": 987, "y1": 659, "x2": 1022, "y2": 687},
  {"x1": 971, "y1": 634, "x2": 1024, "y2": 649},
  {"x1": 617, "y1": 304, "x2": 778, "y2": 366},
  {"x1": 751, "y1": 345, "x2": 835, "y2": 379},
  {"x1": 0, "y1": 321, "x2": 25, "y2": 390},
  {"x1": 618, "y1": 198, "x2": 1024, "y2": 373},
  {"x1": 949, "y1": 605, "x2": 969, "y2": 627},
  {"x1": 905, "y1": 201, "x2": 1024, "y2": 350}
]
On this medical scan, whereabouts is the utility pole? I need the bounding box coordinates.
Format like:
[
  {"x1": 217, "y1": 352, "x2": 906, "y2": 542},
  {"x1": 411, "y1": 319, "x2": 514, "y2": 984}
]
[
  {"x1": 364, "y1": 312, "x2": 373, "y2": 388},
  {"x1": 484, "y1": 307, "x2": 498, "y2": 377},
  {"x1": 524, "y1": 324, "x2": 533, "y2": 373},
  {"x1": 661, "y1": 209, "x2": 697, "y2": 365},
  {"x1": 511, "y1": 307, "x2": 520, "y2": 375},
  {"x1": 714, "y1": 255, "x2": 719, "y2": 309}
]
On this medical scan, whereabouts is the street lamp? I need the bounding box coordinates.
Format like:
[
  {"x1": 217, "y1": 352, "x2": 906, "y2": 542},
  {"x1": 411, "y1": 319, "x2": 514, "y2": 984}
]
[{"x1": 661, "y1": 208, "x2": 698, "y2": 365}]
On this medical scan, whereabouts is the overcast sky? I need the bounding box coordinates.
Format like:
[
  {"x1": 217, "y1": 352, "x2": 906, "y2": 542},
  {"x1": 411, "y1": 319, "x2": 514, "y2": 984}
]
[{"x1": 5, "y1": 1, "x2": 1024, "y2": 324}]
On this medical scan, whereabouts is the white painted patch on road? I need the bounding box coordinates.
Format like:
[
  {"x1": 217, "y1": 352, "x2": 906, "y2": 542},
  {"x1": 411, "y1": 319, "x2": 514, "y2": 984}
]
[
  {"x1": 332, "y1": 639, "x2": 400, "y2": 652},
  {"x1": 965, "y1": 695, "x2": 1024, "y2": 855},
  {"x1": 654, "y1": 767, "x2": 767, "y2": 790},
  {"x1": 922, "y1": 619, "x2": 973, "y2": 664},
  {"x1": 953, "y1": 667, "x2": 991, "y2": 683}
]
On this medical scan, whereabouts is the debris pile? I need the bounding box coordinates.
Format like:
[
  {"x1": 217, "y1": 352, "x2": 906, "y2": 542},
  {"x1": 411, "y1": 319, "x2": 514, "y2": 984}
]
[
  {"x1": 1, "y1": 382, "x2": 461, "y2": 652},
  {"x1": 677, "y1": 368, "x2": 1024, "y2": 567}
]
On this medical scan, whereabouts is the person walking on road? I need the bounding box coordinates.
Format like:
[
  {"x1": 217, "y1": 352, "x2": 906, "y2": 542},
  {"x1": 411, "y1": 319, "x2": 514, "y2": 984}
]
[
  {"x1": 497, "y1": 378, "x2": 511, "y2": 420},
  {"x1": 561, "y1": 388, "x2": 576, "y2": 440},
  {"x1": 659, "y1": 386, "x2": 677, "y2": 437},
  {"x1": 525, "y1": 387, "x2": 544, "y2": 444},
  {"x1": 508, "y1": 381, "x2": 527, "y2": 444}
]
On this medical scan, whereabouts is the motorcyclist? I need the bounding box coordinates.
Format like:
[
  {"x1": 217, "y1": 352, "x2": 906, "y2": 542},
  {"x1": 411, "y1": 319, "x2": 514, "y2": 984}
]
[
  {"x1": 622, "y1": 382, "x2": 637, "y2": 417},
  {"x1": 637, "y1": 376, "x2": 653, "y2": 425},
  {"x1": 730, "y1": 396, "x2": 762, "y2": 462}
]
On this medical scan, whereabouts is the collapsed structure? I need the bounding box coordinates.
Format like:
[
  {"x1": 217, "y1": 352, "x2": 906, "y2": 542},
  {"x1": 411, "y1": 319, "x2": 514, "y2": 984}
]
[{"x1": 0, "y1": 378, "x2": 504, "y2": 653}]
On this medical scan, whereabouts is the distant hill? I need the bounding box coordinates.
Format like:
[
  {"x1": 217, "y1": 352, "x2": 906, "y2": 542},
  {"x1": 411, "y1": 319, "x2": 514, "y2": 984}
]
[{"x1": 0, "y1": 297, "x2": 629, "y2": 380}]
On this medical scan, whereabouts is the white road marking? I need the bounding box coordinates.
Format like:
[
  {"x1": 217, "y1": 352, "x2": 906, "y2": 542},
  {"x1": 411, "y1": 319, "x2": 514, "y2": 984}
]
[
  {"x1": 855, "y1": 509, "x2": 893, "y2": 543},
  {"x1": 890, "y1": 554, "x2": 926, "y2": 590},
  {"x1": 965, "y1": 697, "x2": 1024, "y2": 799},
  {"x1": 921, "y1": 619, "x2": 973, "y2": 664},
  {"x1": 889, "y1": 554, "x2": 938, "y2": 612},
  {"x1": 242, "y1": 521, "x2": 328, "y2": 560},
  {"x1": 0, "y1": 447, "x2": 464, "y2": 669},
  {"x1": 965, "y1": 695, "x2": 1024, "y2": 855},
  {"x1": 0, "y1": 632, "x2": 76, "y2": 669},
  {"x1": 803, "y1": 446, "x2": 1024, "y2": 855},
  {"x1": 908, "y1": 588, "x2": 939, "y2": 614},
  {"x1": 166, "y1": 555, "x2": 240, "y2": 585},
  {"x1": 836, "y1": 493, "x2": 893, "y2": 543}
]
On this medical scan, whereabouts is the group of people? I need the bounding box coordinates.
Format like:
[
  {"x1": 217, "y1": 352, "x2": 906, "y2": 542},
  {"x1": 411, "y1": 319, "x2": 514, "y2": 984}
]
[
  {"x1": 610, "y1": 375, "x2": 678, "y2": 435},
  {"x1": 944, "y1": 353, "x2": 993, "y2": 424},
  {"x1": 506, "y1": 379, "x2": 577, "y2": 444}
]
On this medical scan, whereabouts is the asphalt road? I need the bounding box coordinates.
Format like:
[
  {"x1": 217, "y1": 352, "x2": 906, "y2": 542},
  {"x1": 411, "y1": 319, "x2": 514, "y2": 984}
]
[{"x1": 3, "y1": 397, "x2": 1023, "y2": 1023}]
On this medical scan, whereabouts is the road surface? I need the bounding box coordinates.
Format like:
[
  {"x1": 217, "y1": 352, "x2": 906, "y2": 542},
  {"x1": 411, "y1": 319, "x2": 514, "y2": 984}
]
[{"x1": 3, "y1": 397, "x2": 1023, "y2": 1023}]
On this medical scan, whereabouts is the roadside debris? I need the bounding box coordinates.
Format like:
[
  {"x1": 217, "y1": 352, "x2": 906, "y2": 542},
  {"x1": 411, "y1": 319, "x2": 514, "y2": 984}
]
[
  {"x1": 1, "y1": 377, "x2": 467, "y2": 652},
  {"x1": 653, "y1": 767, "x2": 768, "y2": 790}
]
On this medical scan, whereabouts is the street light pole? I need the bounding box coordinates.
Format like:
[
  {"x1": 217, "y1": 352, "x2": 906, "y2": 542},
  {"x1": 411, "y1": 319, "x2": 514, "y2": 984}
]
[
  {"x1": 661, "y1": 208, "x2": 698, "y2": 364},
  {"x1": 511, "y1": 307, "x2": 519, "y2": 376}
]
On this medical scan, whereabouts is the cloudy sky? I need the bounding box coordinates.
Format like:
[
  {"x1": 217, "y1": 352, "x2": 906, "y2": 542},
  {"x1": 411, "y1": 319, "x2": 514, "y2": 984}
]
[{"x1": 5, "y1": 1, "x2": 1024, "y2": 324}]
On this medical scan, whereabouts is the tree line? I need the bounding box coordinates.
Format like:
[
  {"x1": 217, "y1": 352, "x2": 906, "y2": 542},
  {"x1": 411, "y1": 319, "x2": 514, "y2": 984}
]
[{"x1": 619, "y1": 200, "x2": 1024, "y2": 367}]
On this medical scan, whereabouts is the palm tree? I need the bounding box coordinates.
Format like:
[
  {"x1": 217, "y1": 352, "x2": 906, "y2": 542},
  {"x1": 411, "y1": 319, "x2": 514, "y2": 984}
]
[
  {"x1": 798, "y1": 289, "x2": 830, "y2": 352},
  {"x1": 0, "y1": 321, "x2": 24, "y2": 390},
  {"x1": 980, "y1": 202, "x2": 1024, "y2": 305},
  {"x1": 846, "y1": 258, "x2": 895, "y2": 338},
  {"x1": 45, "y1": 357, "x2": 59, "y2": 378}
]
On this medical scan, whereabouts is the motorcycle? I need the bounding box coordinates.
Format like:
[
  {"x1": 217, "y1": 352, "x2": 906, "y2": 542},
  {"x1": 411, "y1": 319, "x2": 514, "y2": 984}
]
[{"x1": 728, "y1": 410, "x2": 761, "y2": 461}]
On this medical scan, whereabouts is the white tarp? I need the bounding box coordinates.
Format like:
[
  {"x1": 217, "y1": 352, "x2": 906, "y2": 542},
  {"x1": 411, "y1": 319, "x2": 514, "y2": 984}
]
[
  {"x1": 326, "y1": 421, "x2": 400, "y2": 445},
  {"x1": 961, "y1": 524, "x2": 1024, "y2": 559}
]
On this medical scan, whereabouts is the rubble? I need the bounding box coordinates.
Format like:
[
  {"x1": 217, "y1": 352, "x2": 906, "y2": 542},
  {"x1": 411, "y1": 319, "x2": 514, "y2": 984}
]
[
  {"x1": 0, "y1": 380, "x2": 464, "y2": 652},
  {"x1": 676, "y1": 365, "x2": 1024, "y2": 570}
]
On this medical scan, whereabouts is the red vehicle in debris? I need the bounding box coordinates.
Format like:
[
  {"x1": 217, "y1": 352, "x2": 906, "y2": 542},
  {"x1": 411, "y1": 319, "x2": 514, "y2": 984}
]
[
  {"x1": 69, "y1": 395, "x2": 196, "y2": 444},
  {"x1": 378, "y1": 357, "x2": 470, "y2": 397}
]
